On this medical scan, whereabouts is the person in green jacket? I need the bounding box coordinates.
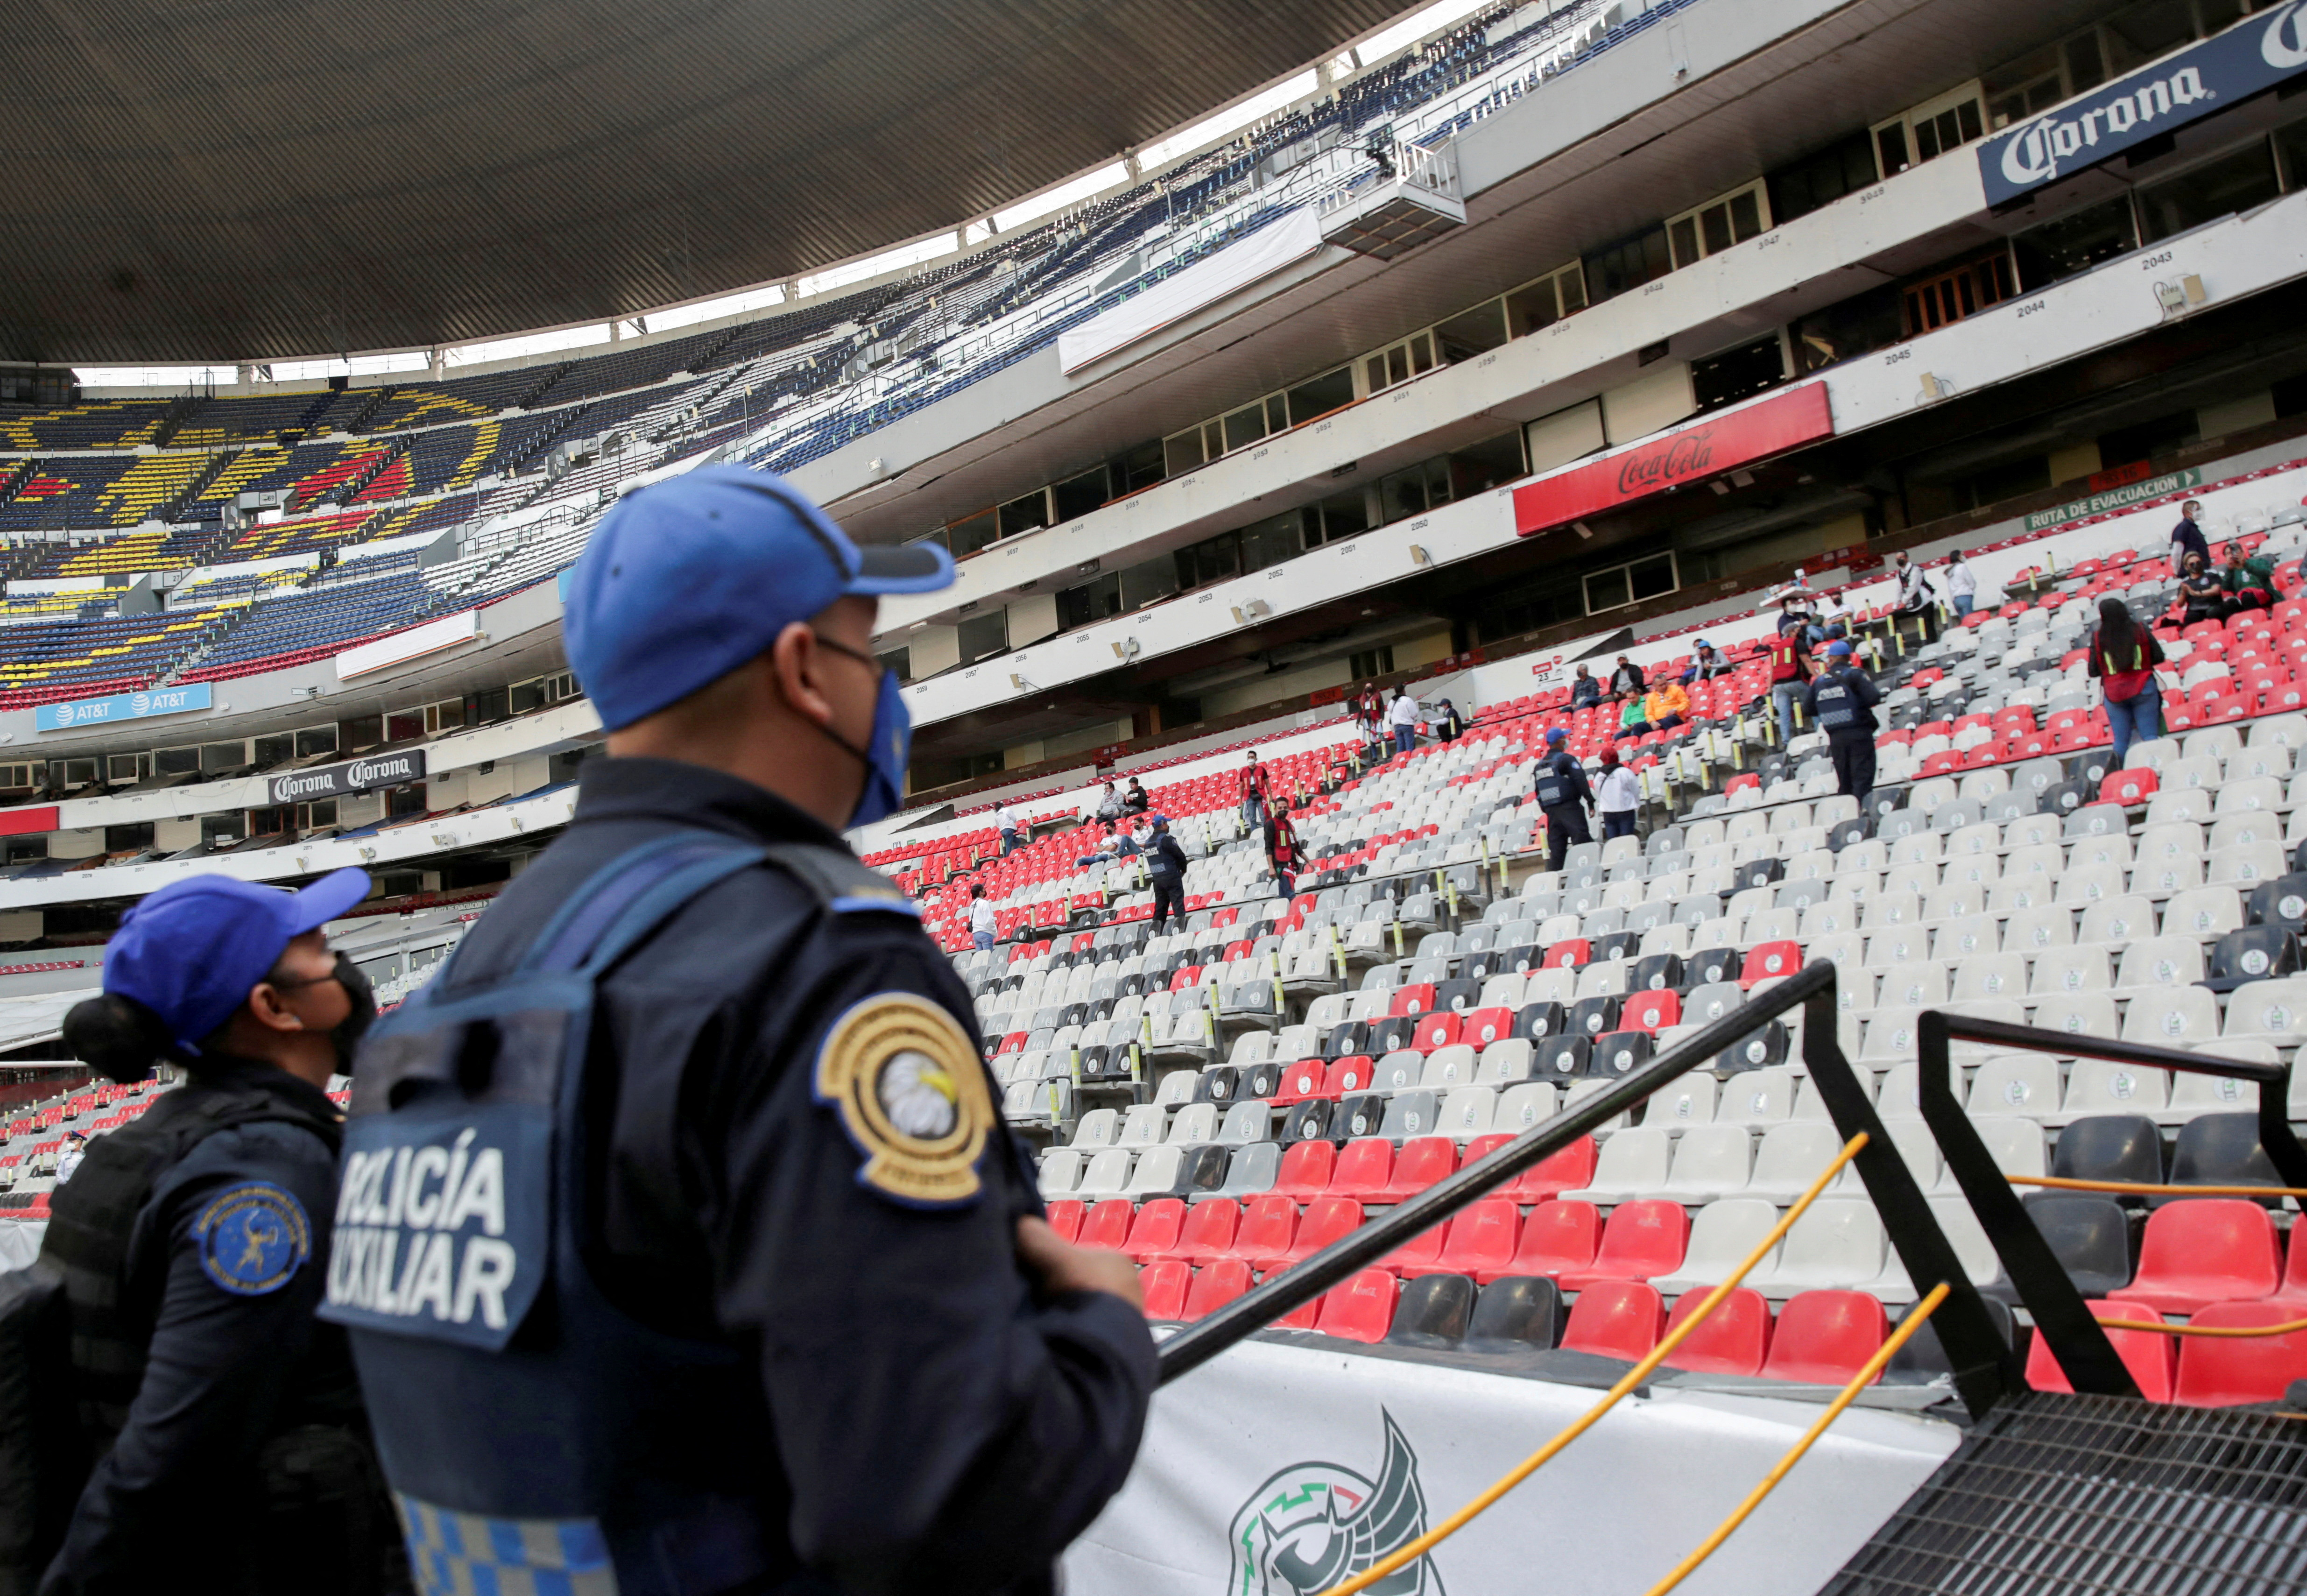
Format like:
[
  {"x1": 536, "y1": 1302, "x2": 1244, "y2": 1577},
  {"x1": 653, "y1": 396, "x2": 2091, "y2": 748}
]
[
  {"x1": 2220, "y1": 543, "x2": 2281, "y2": 616},
  {"x1": 1614, "y1": 692, "x2": 1651, "y2": 742}
]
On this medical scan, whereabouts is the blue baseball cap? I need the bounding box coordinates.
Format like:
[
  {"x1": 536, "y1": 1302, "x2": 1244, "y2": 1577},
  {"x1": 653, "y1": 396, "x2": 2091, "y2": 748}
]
[
  {"x1": 565, "y1": 466, "x2": 956, "y2": 732},
  {"x1": 1546, "y1": 727, "x2": 1568, "y2": 744},
  {"x1": 105, "y1": 868, "x2": 372, "y2": 1049},
  {"x1": 1827, "y1": 640, "x2": 1854, "y2": 657}
]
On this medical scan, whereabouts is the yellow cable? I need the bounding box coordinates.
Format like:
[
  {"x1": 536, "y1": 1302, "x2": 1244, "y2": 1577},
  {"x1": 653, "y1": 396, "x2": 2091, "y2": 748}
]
[
  {"x1": 2011, "y1": 1174, "x2": 2307, "y2": 1199},
  {"x1": 2091, "y1": 1312, "x2": 2307, "y2": 1337},
  {"x1": 1314, "y1": 1131, "x2": 1873, "y2": 1596},
  {"x1": 1638, "y1": 1283, "x2": 1952, "y2": 1596}
]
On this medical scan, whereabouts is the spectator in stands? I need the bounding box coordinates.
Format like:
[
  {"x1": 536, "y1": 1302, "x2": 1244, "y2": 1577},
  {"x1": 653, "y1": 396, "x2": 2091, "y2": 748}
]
[
  {"x1": 1122, "y1": 777, "x2": 1150, "y2": 813},
  {"x1": 1945, "y1": 549, "x2": 1978, "y2": 619},
  {"x1": 2220, "y1": 540, "x2": 2281, "y2": 615},
  {"x1": 1614, "y1": 693, "x2": 1651, "y2": 742},
  {"x1": 1819, "y1": 589, "x2": 1852, "y2": 631},
  {"x1": 1643, "y1": 678, "x2": 1689, "y2": 734},
  {"x1": 1239, "y1": 750, "x2": 1270, "y2": 828},
  {"x1": 969, "y1": 883, "x2": 996, "y2": 951},
  {"x1": 54, "y1": 1128, "x2": 85, "y2": 1185},
  {"x1": 1892, "y1": 551, "x2": 1940, "y2": 643},
  {"x1": 1594, "y1": 745, "x2": 1641, "y2": 840},
  {"x1": 1433, "y1": 698, "x2": 1465, "y2": 742},
  {"x1": 1094, "y1": 781, "x2": 1124, "y2": 820},
  {"x1": 1264, "y1": 811, "x2": 1303, "y2": 900},
  {"x1": 1769, "y1": 621, "x2": 1813, "y2": 745},
  {"x1": 2170, "y1": 500, "x2": 2210, "y2": 573},
  {"x1": 2090, "y1": 596, "x2": 2168, "y2": 764},
  {"x1": 1387, "y1": 689, "x2": 1421, "y2": 756},
  {"x1": 1146, "y1": 815, "x2": 1188, "y2": 931},
  {"x1": 2179, "y1": 553, "x2": 2226, "y2": 628},
  {"x1": 1805, "y1": 640, "x2": 1883, "y2": 805},
  {"x1": 1683, "y1": 639, "x2": 1729, "y2": 682},
  {"x1": 365, "y1": 466, "x2": 1151, "y2": 1596},
  {"x1": 1607, "y1": 656, "x2": 1645, "y2": 699},
  {"x1": 997, "y1": 800, "x2": 1025, "y2": 854},
  {"x1": 41, "y1": 868, "x2": 404, "y2": 1596},
  {"x1": 1533, "y1": 727, "x2": 1595, "y2": 869},
  {"x1": 1571, "y1": 664, "x2": 1602, "y2": 709},
  {"x1": 1356, "y1": 683, "x2": 1385, "y2": 746},
  {"x1": 1776, "y1": 593, "x2": 1816, "y2": 642}
]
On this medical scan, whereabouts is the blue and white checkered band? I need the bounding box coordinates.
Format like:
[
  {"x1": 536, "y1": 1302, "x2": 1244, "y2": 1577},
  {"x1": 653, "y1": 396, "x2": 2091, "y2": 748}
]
[{"x1": 397, "y1": 1493, "x2": 619, "y2": 1596}]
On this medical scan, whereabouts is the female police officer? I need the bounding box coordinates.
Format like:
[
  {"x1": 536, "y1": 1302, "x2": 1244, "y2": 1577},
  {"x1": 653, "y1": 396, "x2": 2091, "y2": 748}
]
[{"x1": 37, "y1": 868, "x2": 405, "y2": 1596}]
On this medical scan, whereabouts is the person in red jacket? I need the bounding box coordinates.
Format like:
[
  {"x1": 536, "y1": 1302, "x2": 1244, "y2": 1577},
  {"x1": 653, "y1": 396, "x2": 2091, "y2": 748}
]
[
  {"x1": 1238, "y1": 750, "x2": 1271, "y2": 829},
  {"x1": 1264, "y1": 811, "x2": 1303, "y2": 900},
  {"x1": 2088, "y1": 597, "x2": 2167, "y2": 765}
]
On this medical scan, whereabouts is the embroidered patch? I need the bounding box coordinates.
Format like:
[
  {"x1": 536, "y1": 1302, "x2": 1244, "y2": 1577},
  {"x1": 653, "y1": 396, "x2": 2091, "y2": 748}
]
[
  {"x1": 193, "y1": 1182, "x2": 312, "y2": 1296},
  {"x1": 814, "y1": 995, "x2": 993, "y2": 1207}
]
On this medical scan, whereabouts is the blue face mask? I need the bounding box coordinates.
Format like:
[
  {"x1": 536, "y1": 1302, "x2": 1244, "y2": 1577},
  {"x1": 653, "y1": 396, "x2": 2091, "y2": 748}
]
[{"x1": 813, "y1": 636, "x2": 911, "y2": 829}]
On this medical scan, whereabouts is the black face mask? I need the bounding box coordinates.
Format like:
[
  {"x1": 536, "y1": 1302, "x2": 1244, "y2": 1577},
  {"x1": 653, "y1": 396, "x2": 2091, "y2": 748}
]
[{"x1": 329, "y1": 953, "x2": 377, "y2": 1074}]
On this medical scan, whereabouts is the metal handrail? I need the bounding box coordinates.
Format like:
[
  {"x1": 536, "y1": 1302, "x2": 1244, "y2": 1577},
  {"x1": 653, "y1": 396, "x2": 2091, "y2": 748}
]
[
  {"x1": 1916, "y1": 1010, "x2": 2307, "y2": 1399},
  {"x1": 1158, "y1": 960, "x2": 2020, "y2": 1417}
]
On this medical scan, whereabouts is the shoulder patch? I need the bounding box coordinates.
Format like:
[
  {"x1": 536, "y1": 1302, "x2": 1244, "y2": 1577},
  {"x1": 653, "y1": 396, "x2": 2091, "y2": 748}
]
[
  {"x1": 814, "y1": 994, "x2": 994, "y2": 1208},
  {"x1": 192, "y1": 1181, "x2": 312, "y2": 1296}
]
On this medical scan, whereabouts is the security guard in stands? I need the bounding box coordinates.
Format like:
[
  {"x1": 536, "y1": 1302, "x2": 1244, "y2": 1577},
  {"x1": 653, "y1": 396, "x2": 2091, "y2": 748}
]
[
  {"x1": 1805, "y1": 639, "x2": 1884, "y2": 807},
  {"x1": 321, "y1": 466, "x2": 1155, "y2": 1596},
  {"x1": 38, "y1": 869, "x2": 405, "y2": 1596},
  {"x1": 1533, "y1": 726, "x2": 1596, "y2": 871}
]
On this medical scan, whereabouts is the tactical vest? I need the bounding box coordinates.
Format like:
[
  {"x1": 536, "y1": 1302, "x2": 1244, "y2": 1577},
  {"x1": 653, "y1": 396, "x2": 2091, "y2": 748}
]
[
  {"x1": 40, "y1": 1073, "x2": 341, "y2": 1451},
  {"x1": 1533, "y1": 755, "x2": 1577, "y2": 810},
  {"x1": 1813, "y1": 675, "x2": 1865, "y2": 733},
  {"x1": 321, "y1": 830, "x2": 905, "y2": 1596}
]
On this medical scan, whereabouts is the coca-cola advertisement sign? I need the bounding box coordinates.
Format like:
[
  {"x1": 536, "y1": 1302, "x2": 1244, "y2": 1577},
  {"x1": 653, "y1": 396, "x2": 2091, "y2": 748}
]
[
  {"x1": 268, "y1": 748, "x2": 426, "y2": 805},
  {"x1": 1514, "y1": 382, "x2": 1834, "y2": 537}
]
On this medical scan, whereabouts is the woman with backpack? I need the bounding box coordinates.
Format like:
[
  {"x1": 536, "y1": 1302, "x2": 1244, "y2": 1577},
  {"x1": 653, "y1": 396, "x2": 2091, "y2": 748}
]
[
  {"x1": 2088, "y1": 596, "x2": 2168, "y2": 766},
  {"x1": 29, "y1": 870, "x2": 406, "y2": 1596}
]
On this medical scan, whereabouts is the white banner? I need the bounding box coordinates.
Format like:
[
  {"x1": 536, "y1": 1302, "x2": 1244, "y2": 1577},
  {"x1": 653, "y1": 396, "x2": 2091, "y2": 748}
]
[
  {"x1": 1064, "y1": 1339, "x2": 1959, "y2": 1596},
  {"x1": 1059, "y1": 209, "x2": 1324, "y2": 374},
  {"x1": 335, "y1": 610, "x2": 477, "y2": 679}
]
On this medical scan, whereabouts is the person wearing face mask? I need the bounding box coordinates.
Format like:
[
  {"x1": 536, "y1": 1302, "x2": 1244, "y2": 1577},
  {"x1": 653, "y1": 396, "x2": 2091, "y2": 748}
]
[
  {"x1": 321, "y1": 467, "x2": 1153, "y2": 1596},
  {"x1": 35, "y1": 867, "x2": 404, "y2": 1596}
]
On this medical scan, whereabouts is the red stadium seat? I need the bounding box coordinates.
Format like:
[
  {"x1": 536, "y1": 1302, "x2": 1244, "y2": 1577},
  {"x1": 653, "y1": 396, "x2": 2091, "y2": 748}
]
[
  {"x1": 1228, "y1": 1195, "x2": 1300, "y2": 1267},
  {"x1": 2174, "y1": 1302, "x2": 2307, "y2": 1407},
  {"x1": 1328, "y1": 1138, "x2": 1396, "y2": 1200},
  {"x1": 1381, "y1": 1222, "x2": 1449, "y2": 1275},
  {"x1": 1740, "y1": 941, "x2": 1804, "y2": 988},
  {"x1": 1661, "y1": 1286, "x2": 1774, "y2": 1377},
  {"x1": 1327, "y1": 1057, "x2": 1374, "y2": 1096},
  {"x1": 1123, "y1": 1199, "x2": 1186, "y2": 1264},
  {"x1": 1389, "y1": 983, "x2": 1439, "y2": 1017},
  {"x1": 1621, "y1": 990, "x2": 1680, "y2": 1034},
  {"x1": 1377, "y1": 1137, "x2": 1458, "y2": 1201},
  {"x1": 2108, "y1": 1200, "x2": 2282, "y2": 1315},
  {"x1": 1168, "y1": 1200, "x2": 1241, "y2": 1265},
  {"x1": 1412, "y1": 1011, "x2": 1463, "y2": 1052},
  {"x1": 1560, "y1": 1279, "x2": 1665, "y2": 1360},
  {"x1": 1079, "y1": 1199, "x2": 1135, "y2": 1252},
  {"x1": 1761, "y1": 1291, "x2": 1888, "y2": 1384},
  {"x1": 1045, "y1": 1199, "x2": 1085, "y2": 1244},
  {"x1": 2273, "y1": 1222, "x2": 2307, "y2": 1306},
  {"x1": 1139, "y1": 1259, "x2": 1192, "y2": 1320},
  {"x1": 2025, "y1": 1300, "x2": 2175, "y2": 1402},
  {"x1": 1407, "y1": 1199, "x2": 1521, "y2": 1281},
  {"x1": 1484, "y1": 1200, "x2": 1601, "y2": 1284},
  {"x1": 1271, "y1": 1058, "x2": 1329, "y2": 1104},
  {"x1": 1543, "y1": 939, "x2": 1591, "y2": 970},
  {"x1": 1267, "y1": 1197, "x2": 1362, "y2": 1271},
  {"x1": 1314, "y1": 1269, "x2": 1401, "y2": 1343},
  {"x1": 1273, "y1": 1139, "x2": 1335, "y2": 1200},
  {"x1": 1558, "y1": 1200, "x2": 1690, "y2": 1291},
  {"x1": 1185, "y1": 1258, "x2": 1254, "y2": 1319},
  {"x1": 2100, "y1": 768, "x2": 2159, "y2": 807},
  {"x1": 1459, "y1": 1007, "x2": 1516, "y2": 1048}
]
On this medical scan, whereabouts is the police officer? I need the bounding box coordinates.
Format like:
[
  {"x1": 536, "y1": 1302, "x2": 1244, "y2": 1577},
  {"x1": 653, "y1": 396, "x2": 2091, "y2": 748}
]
[
  {"x1": 1146, "y1": 814, "x2": 1189, "y2": 931},
  {"x1": 323, "y1": 466, "x2": 1153, "y2": 1596},
  {"x1": 1533, "y1": 727, "x2": 1595, "y2": 871},
  {"x1": 39, "y1": 869, "x2": 402, "y2": 1596},
  {"x1": 1805, "y1": 639, "x2": 1884, "y2": 806}
]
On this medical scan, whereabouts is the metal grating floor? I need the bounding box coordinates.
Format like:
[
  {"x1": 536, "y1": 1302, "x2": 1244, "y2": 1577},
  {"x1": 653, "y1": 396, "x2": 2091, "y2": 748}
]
[{"x1": 1819, "y1": 1392, "x2": 2307, "y2": 1596}]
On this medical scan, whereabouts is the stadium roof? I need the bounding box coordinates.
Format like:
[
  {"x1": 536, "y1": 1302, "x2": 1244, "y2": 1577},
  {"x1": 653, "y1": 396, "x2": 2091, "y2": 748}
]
[{"x1": 6, "y1": 0, "x2": 1411, "y2": 366}]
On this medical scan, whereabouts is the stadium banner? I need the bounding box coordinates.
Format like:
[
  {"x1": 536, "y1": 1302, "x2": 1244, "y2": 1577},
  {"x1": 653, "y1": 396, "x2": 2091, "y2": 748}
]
[
  {"x1": 335, "y1": 610, "x2": 478, "y2": 680},
  {"x1": 1978, "y1": 3, "x2": 2307, "y2": 205},
  {"x1": 1058, "y1": 209, "x2": 1324, "y2": 374},
  {"x1": 1064, "y1": 1338, "x2": 1957, "y2": 1596},
  {"x1": 268, "y1": 749, "x2": 426, "y2": 805},
  {"x1": 34, "y1": 683, "x2": 212, "y2": 733},
  {"x1": 1512, "y1": 383, "x2": 1834, "y2": 537},
  {"x1": 2022, "y1": 466, "x2": 2201, "y2": 532}
]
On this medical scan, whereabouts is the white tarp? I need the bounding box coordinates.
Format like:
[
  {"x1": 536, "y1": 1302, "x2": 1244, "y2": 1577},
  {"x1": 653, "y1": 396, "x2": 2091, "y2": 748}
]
[
  {"x1": 1058, "y1": 210, "x2": 1324, "y2": 374},
  {"x1": 1064, "y1": 1339, "x2": 1960, "y2": 1596},
  {"x1": 0, "y1": 990, "x2": 92, "y2": 1054}
]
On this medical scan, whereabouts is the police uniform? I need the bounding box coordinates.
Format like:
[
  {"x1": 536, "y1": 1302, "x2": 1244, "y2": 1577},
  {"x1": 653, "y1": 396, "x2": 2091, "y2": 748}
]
[
  {"x1": 1805, "y1": 662, "x2": 1883, "y2": 805},
  {"x1": 324, "y1": 468, "x2": 1155, "y2": 1596},
  {"x1": 39, "y1": 1077, "x2": 401, "y2": 1596},
  {"x1": 1533, "y1": 745, "x2": 1595, "y2": 872},
  {"x1": 1146, "y1": 825, "x2": 1188, "y2": 932}
]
